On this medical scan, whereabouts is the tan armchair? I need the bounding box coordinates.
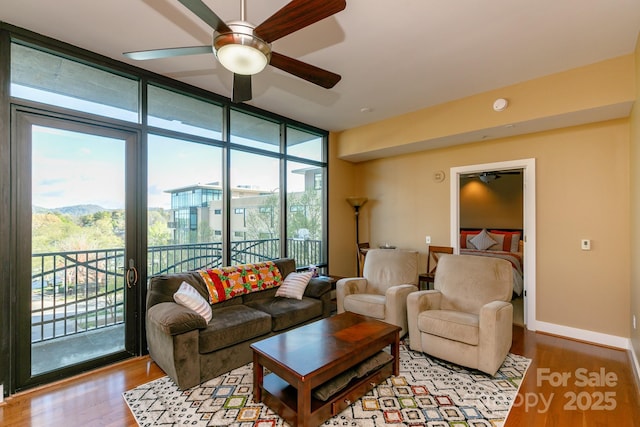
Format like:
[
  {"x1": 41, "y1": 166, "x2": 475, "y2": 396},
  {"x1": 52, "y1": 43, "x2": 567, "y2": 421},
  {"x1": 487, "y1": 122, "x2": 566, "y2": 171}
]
[
  {"x1": 407, "y1": 254, "x2": 513, "y2": 375},
  {"x1": 336, "y1": 249, "x2": 418, "y2": 336}
]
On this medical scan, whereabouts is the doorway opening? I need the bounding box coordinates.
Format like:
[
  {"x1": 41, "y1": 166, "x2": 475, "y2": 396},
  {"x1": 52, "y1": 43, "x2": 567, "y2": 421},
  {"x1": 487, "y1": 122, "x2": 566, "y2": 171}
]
[{"x1": 449, "y1": 159, "x2": 537, "y2": 330}]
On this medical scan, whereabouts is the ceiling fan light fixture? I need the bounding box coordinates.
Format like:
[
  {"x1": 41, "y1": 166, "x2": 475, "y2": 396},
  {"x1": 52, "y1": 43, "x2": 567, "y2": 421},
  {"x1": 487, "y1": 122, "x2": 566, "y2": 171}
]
[
  {"x1": 479, "y1": 173, "x2": 498, "y2": 183},
  {"x1": 214, "y1": 23, "x2": 271, "y2": 75}
]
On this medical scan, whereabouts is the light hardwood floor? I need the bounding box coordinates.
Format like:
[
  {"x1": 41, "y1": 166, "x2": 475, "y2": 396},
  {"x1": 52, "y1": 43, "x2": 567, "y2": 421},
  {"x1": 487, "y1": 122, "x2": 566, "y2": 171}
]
[{"x1": 1, "y1": 326, "x2": 639, "y2": 426}]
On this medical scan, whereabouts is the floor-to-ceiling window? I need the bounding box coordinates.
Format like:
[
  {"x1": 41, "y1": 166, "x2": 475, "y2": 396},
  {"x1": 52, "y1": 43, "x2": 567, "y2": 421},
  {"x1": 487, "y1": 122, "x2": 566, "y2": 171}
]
[{"x1": 1, "y1": 25, "x2": 329, "y2": 396}]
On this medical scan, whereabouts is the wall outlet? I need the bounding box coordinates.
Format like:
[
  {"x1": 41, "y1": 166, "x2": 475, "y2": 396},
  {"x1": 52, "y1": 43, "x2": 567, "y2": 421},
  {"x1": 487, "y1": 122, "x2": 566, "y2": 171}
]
[
  {"x1": 581, "y1": 239, "x2": 591, "y2": 250},
  {"x1": 425, "y1": 236, "x2": 431, "y2": 244}
]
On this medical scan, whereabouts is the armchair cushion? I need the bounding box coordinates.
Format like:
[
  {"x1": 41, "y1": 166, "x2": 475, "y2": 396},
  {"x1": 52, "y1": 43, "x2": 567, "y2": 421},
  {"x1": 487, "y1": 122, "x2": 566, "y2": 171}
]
[
  {"x1": 418, "y1": 309, "x2": 479, "y2": 345},
  {"x1": 343, "y1": 293, "x2": 386, "y2": 319}
]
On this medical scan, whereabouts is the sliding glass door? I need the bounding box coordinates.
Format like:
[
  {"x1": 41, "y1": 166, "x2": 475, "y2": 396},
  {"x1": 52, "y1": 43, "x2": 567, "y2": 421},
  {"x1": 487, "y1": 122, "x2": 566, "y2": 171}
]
[{"x1": 14, "y1": 111, "x2": 141, "y2": 390}]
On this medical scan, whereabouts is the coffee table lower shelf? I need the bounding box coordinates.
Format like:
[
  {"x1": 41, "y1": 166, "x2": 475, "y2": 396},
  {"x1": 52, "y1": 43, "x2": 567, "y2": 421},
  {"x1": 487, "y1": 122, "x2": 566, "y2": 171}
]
[{"x1": 260, "y1": 362, "x2": 394, "y2": 426}]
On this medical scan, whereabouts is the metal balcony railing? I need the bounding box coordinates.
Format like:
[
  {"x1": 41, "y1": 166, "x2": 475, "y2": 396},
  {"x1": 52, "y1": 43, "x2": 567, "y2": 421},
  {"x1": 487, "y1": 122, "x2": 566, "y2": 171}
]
[{"x1": 31, "y1": 238, "x2": 322, "y2": 343}]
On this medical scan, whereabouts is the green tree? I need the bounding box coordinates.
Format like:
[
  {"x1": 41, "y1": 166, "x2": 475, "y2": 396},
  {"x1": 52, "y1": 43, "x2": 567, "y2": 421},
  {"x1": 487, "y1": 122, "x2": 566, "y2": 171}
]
[
  {"x1": 148, "y1": 209, "x2": 172, "y2": 246},
  {"x1": 245, "y1": 193, "x2": 280, "y2": 240},
  {"x1": 287, "y1": 190, "x2": 322, "y2": 239}
]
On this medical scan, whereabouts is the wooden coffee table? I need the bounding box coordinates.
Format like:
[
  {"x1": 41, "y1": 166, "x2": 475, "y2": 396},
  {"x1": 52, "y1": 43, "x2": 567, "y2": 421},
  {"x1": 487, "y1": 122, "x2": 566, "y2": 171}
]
[{"x1": 251, "y1": 312, "x2": 400, "y2": 427}]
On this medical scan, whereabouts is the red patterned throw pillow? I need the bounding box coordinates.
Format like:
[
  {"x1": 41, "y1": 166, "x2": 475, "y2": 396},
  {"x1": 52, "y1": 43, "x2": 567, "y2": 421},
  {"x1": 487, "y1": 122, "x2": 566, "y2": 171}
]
[{"x1": 199, "y1": 261, "x2": 283, "y2": 304}]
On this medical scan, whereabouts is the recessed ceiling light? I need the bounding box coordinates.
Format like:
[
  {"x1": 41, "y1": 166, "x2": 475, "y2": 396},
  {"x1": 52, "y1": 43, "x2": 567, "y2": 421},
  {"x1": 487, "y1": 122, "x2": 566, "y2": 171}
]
[{"x1": 360, "y1": 107, "x2": 373, "y2": 113}]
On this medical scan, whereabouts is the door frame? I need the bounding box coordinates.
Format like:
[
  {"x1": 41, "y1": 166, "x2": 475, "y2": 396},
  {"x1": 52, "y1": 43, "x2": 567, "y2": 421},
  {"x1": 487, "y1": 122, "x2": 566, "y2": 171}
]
[
  {"x1": 449, "y1": 158, "x2": 537, "y2": 330},
  {"x1": 11, "y1": 107, "x2": 143, "y2": 392}
]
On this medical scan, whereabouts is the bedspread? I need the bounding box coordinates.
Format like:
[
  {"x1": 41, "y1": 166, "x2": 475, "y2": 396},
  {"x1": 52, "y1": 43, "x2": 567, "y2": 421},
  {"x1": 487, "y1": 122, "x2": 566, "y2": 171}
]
[{"x1": 460, "y1": 248, "x2": 524, "y2": 296}]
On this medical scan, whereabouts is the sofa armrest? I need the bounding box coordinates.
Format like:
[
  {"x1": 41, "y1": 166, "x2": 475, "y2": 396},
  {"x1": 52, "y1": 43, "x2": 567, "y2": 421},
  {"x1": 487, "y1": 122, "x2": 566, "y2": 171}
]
[{"x1": 147, "y1": 301, "x2": 207, "y2": 336}]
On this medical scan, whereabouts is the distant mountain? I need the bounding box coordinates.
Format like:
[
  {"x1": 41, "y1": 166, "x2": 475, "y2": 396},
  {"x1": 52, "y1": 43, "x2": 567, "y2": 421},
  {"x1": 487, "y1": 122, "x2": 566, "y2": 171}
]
[{"x1": 32, "y1": 204, "x2": 108, "y2": 216}]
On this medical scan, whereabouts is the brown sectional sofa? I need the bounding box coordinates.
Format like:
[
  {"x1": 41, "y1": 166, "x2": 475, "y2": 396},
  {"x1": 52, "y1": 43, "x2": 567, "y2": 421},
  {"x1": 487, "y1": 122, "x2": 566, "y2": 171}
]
[{"x1": 145, "y1": 258, "x2": 332, "y2": 389}]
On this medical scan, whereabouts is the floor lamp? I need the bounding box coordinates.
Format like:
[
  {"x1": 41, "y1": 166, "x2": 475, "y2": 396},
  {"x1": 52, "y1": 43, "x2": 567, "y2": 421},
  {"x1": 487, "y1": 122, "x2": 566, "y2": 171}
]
[{"x1": 346, "y1": 196, "x2": 368, "y2": 275}]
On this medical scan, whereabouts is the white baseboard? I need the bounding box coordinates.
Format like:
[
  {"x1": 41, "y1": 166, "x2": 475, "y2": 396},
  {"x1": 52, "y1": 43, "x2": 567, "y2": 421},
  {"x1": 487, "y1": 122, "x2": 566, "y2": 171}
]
[{"x1": 535, "y1": 320, "x2": 630, "y2": 349}]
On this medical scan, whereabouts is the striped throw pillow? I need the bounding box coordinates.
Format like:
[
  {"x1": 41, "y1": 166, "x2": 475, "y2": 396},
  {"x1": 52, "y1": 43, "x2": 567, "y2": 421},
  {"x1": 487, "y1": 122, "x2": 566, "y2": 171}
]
[
  {"x1": 275, "y1": 271, "x2": 314, "y2": 300},
  {"x1": 174, "y1": 281, "x2": 212, "y2": 322},
  {"x1": 470, "y1": 229, "x2": 498, "y2": 251}
]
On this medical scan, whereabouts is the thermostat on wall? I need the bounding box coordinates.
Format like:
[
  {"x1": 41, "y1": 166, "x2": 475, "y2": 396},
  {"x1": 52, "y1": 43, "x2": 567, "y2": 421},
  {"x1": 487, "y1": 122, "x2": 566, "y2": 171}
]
[{"x1": 493, "y1": 98, "x2": 508, "y2": 112}]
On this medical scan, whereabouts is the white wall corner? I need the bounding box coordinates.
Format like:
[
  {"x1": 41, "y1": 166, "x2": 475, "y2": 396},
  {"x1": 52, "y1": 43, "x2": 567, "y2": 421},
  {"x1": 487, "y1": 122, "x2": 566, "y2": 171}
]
[{"x1": 536, "y1": 320, "x2": 630, "y2": 349}]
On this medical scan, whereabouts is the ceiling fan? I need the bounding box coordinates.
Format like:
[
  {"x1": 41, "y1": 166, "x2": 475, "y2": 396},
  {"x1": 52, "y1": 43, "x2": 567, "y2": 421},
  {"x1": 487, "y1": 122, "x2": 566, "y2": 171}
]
[
  {"x1": 124, "y1": 0, "x2": 346, "y2": 103},
  {"x1": 465, "y1": 170, "x2": 522, "y2": 183}
]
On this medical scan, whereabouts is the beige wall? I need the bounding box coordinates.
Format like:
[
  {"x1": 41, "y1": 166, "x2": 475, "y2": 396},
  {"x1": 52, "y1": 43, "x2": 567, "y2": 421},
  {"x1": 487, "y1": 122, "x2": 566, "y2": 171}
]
[
  {"x1": 330, "y1": 54, "x2": 636, "y2": 340},
  {"x1": 630, "y1": 34, "x2": 640, "y2": 362},
  {"x1": 327, "y1": 132, "x2": 361, "y2": 277},
  {"x1": 460, "y1": 174, "x2": 523, "y2": 229}
]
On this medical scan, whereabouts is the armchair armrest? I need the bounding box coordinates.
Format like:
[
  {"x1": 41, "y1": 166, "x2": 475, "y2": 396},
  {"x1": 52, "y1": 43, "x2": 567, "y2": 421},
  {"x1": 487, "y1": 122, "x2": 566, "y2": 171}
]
[
  {"x1": 335, "y1": 277, "x2": 367, "y2": 313},
  {"x1": 478, "y1": 300, "x2": 513, "y2": 375},
  {"x1": 147, "y1": 301, "x2": 208, "y2": 336},
  {"x1": 384, "y1": 284, "x2": 418, "y2": 336},
  {"x1": 407, "y1": 290, "x2": 443, "y2": 352}
]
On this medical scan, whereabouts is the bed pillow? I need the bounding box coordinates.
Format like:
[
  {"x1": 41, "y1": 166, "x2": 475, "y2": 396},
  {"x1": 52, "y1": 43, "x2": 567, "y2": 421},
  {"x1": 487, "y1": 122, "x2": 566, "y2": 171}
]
[
  {"x1": 276, "y1": 271, "x2": 314, "y2": 300},
  {"x1": 460, "y1": 230, "x2": 481, "y2": 248},
  {"x1": 490, "y1": 230, "x2": 522, "y2": 252},
  {"x1": 174, "y1": 281, "x2": 212, "y2": 322},
  {"x1": 486, "y1": 232, "x2": 505, "y2": 251},
  {"x1": 470, "y1": 229, "x2": 497, "y2": 250},
  {"x1": 465, "y1": 232, "x2": 504, "y2": 251}
]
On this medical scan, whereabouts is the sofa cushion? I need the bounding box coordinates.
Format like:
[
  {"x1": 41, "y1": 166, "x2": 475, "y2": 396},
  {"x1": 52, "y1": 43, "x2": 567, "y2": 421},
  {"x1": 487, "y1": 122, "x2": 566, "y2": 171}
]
[
  {"x1": 147, "y1": 271, "x2": 209, "y2": 308},
  {"x1": 343, "y1": 293, "x2": 386, "y2": 320},
  {"x1": 198, "y1": 305, "x2": 272, "y2": 353},
  {"x1": 273, "y1": 258, "x2": 296, "y2": 279},
  {"x1": 246, "y1": 297, "x2": 323, "y2": 331},
  {"x1": 417, "y1": 310, "x2": 479, "y2": 346}
]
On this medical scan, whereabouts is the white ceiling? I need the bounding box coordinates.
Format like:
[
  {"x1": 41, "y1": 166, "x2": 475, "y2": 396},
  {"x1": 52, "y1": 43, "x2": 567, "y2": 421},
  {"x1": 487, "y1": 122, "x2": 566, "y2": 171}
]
[{"x1": 2, "y1": 0, "x2": 640, "y2": 133}]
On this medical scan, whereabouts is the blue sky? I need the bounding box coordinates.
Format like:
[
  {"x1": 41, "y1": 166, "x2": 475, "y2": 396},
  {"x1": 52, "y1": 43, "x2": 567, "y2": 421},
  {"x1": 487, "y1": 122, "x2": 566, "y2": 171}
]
[{"x1": 32, "y1": 127, "x2": 306, "y2": 210}]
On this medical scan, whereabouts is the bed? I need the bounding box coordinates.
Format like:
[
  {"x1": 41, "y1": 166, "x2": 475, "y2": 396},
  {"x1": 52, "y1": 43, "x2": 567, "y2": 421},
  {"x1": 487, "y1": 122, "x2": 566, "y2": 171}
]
[{"x1": 459, "y1": 229, "x2": 524, "y2": 297}]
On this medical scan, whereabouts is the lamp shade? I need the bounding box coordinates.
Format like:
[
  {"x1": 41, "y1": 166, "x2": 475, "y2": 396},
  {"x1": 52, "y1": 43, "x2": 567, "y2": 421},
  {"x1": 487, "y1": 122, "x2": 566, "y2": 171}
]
[
  {"x1": 213, "y1": 22, "x2": 271, "y2": 76},
  {"x1": 346, "y1": 196, "x2": 368, "y2": 208}
]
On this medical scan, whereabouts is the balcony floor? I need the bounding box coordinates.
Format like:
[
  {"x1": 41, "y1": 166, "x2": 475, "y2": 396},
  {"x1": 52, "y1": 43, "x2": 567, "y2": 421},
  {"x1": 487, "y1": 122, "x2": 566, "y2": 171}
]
[{"x1": 32, "y1": 324, "x2": 125, "y2": 375}]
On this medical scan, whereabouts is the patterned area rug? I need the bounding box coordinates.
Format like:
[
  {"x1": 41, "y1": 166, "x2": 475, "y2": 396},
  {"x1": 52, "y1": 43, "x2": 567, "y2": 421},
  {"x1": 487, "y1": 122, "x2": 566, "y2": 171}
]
[{"x1": 124, "y1": 343, "x2": 530, "y2": 426}]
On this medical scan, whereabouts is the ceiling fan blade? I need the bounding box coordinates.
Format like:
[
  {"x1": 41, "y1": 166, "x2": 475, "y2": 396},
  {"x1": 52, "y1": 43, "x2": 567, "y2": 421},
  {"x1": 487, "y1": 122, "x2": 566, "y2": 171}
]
[
  {"x1": 177, "y1": 0, "x2": 231, "y2": 33},
  {"x1": 232, "y1": 74, "x2": 252, "y2": 103},
  {"x1": 269, "y1": 52, "x2": 341, "y2": 89},
  {"x1": 123, "y1": 45, "x2": 213, "y2": 60},
  {"x1": 255, "y1": 0, "x2": 346, "y2": 43}
]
